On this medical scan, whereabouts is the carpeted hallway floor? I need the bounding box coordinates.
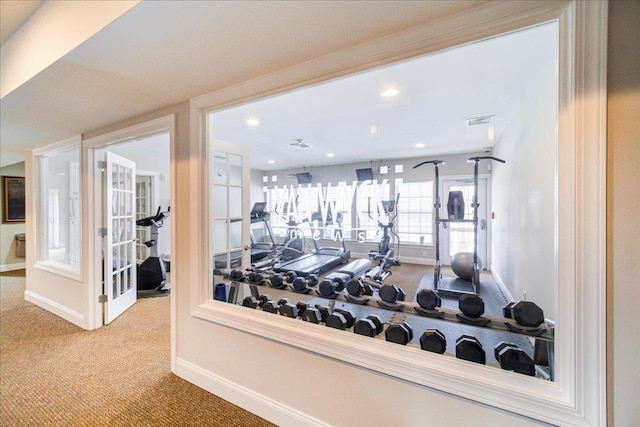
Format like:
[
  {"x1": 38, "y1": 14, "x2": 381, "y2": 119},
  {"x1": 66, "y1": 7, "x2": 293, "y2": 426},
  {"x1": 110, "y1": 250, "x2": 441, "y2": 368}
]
[{"x1": 0, "y1": 270, "x2": 274, "y2": 427}]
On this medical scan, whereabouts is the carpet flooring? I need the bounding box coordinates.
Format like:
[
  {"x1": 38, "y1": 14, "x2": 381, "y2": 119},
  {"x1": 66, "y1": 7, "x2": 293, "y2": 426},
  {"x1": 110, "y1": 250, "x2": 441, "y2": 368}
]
[{"x1": 0, "y1": 270, "x2": 274, "y2": 427}]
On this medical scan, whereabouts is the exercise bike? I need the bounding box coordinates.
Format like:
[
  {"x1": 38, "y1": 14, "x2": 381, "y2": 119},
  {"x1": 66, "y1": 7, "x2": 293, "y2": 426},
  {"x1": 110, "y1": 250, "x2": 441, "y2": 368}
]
[
  {"x1": 136, "y1": 206, "x2": 170, "y2": 292},
  {"x1": 366, "y1": 194, "x2": 400, "y2": 282}
]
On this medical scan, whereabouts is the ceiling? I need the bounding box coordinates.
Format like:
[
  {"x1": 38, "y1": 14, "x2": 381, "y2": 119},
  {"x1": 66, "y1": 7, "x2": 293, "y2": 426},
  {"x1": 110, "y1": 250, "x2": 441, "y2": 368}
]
[
  {"x1": 0, "y1": 0, "x2": 43, "y2": 45},
  {"x1": 0, "y1": 1, "x2": 556, "y2": 171}
]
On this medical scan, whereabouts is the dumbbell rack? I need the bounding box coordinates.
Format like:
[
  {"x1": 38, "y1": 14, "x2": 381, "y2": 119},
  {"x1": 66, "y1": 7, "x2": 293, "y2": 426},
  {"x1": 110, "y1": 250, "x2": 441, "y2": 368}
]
[{"x1": 223, "y1": 276, "x2": 555, "y2": 380}]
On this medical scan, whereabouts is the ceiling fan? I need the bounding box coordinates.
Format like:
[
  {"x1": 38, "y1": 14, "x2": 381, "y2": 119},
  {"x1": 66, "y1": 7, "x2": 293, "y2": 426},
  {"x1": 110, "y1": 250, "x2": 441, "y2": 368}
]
[{"x1": 290, "y1": 138, "x2": 311, "y2": 149}]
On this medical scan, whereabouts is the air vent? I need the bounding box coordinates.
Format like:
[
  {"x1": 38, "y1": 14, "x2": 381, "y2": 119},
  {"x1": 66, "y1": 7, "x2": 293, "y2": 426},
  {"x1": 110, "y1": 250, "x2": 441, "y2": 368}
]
[{"x1": 466, "y1": 115, "x2": 494, "y2": 126}]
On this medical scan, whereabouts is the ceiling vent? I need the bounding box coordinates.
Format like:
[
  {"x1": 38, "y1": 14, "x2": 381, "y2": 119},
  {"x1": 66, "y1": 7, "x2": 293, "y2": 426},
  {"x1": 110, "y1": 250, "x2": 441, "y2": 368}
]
[
  {"x1": 466, "y1": 115, "x2": 494, "y2": 126},
  {"x1": 290, "y1": 138, "x2": 311, "y2": 149}
]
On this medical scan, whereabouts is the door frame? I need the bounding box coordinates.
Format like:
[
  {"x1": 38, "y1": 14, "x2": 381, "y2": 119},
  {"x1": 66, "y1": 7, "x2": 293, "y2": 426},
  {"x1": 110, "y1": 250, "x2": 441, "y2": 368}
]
[
  {"x1": 83, "y1": 115, "x2": 175, "y2": 330},
  {"x1": 135, "y1": 170, "x2": 160, "y2": 264}
]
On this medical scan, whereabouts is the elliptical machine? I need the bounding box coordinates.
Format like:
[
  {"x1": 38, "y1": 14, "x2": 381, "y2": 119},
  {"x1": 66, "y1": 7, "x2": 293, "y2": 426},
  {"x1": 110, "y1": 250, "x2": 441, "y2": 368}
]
[
  {"x1": 136, "y1": 206, "x2": 170, "y2": 291},
  {"x1": 366, "y1": 194, "x2": 400, "y2": 282}
]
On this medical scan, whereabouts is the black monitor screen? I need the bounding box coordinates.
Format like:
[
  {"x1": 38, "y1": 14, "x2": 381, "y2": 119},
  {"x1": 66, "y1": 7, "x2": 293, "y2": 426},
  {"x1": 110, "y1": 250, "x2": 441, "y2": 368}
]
[
  {"x1": 296, "y1": 172, "x2": 312, "y2": 184},
  {"x1": 251, "y1": 202, "x2": 267, "y2": 215},
  {"x1": 356, "y1": 168, "x2": 374, "y2": 181}
]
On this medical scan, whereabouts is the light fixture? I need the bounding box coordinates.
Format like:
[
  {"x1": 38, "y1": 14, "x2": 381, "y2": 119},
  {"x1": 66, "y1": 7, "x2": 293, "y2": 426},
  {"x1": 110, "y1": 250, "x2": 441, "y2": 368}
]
[
  {"x1": 415, "y1": 142, "x2": 425, "y2": 148},
  {"x1": 267, "y1": 160, "x2": 275, "y2": 164},
  {"x1": 370, "y1": 125, "x2": 378, "y2": 136},
  {"x1": 466, "y1": 115, "x2": 494, "y2": 126},
  {"x1": 487, "y1": 126, "x2": 495, "y2": 141},
  {"x1": 326, "y1": 153, "x2": 335, "y2": 158},
  {"x1": 380, "y1": 88, "x2": 399, "y2": 97},
  {"x1": 245, "y1": 117, "x2": 260, "y2": 127}
]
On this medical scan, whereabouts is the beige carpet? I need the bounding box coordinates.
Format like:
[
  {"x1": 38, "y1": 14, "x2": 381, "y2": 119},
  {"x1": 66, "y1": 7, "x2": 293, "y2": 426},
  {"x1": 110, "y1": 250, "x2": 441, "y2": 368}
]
[{"x1": 0, "y1": 271, "x2": 274, "y2": 427}]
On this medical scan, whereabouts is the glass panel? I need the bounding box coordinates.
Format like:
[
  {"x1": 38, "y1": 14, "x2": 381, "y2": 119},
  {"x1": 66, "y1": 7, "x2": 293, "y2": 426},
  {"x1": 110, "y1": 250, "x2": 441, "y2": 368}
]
[
  {"x1": 213, "y1": 151, "x2": 228, "y2": 184},
  {"x1": 229, "y1": 219, "x2": 242, "y2": 248},
  {"x1": 213, "y1": 186, "x2": 227, "y2": 217},
  {"x1": 229, "y1": 154, "x2": 242, "y2": 185},
  {"x1": 229, "y1": 250, "x2": 242, "y2": 269},
  {"x1": 229, "y1": 187, "x2": 242, "y2": 217},
  {"x1": 213, "y1": 220, "x2": 227, "y2": 253},
  {"x1": 214, "y1": 253, "x2": 228, "y2": 270}
]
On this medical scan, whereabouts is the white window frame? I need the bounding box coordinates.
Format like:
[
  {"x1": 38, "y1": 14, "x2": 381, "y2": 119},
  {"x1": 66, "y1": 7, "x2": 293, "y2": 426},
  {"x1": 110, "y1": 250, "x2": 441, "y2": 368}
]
[
  {"x1": 32, "y1": 136, "x2": 82, "y2": 281},
  {"x1": 396, "y1": 180, "x2": 433, "y2": 246},
  {"x1": 188, "y1": 2, "x2": 607, "y2": 425}
]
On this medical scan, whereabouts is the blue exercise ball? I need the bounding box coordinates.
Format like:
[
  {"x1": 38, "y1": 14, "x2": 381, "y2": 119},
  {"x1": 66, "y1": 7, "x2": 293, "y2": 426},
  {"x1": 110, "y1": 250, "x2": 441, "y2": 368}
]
[{"x1": 451, "y1": 252, "x2": 482, "y2": 280}]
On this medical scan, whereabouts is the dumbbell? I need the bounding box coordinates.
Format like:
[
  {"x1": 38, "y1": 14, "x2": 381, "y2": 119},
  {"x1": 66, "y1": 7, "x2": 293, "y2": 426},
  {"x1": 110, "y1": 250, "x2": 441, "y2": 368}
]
[
  {"x1": 503, "y1": 301, "x2": 545, "y2": 328},
  {"x1": 314, "y1": 304, "x2": 332, "y2": 323},
  {"x1": 246, "y1": 271, "x2": 268, "y2": 285},
  {"x1": 346, "y1": 278, "x2": 374, "y2": 297},
  {"x1": 353, "y1": 315, "x2": 383, "y2": 337},
  {"x1": 419, "y1": 329, "x2": 447, "y2": 354},
  {"x1": 301, "y1": 307, "x2": 322, "y2": 324},
  {"x1": 456, "y1": 294, "x2": 490, "y2": 326},
  {"x1": 326, "y1": 308, "x2": 355, "y2": 330},
  {"x1": 296, "y1": 301, "x2": 308, "y2": 318},
  {"x1": 377, "y1": 284, "x2": 407, "y2": 311},
  {"x1": 262, "y1": 299, "x2": 280, "y2": 314},
  {"x1": 275, "y1": 298, "x2": 299, "y2": 318},
  {"x1": 385, "y1": 322, "x2": 414, "y2": 345},
  {"x1": 266, "y1": 271, "x2": 298, "y2": 289},
  {"x1": 414, "y1": 289, "x2": 445, "y2": 319},
  {"x1": 317, "y1": 277, "x2": 346, "y2": 298},
  {"x1": 291, "y1": 274, "x2": 318, "y2": 293},
  {"x1": 494, "y1": 342, "x2": 536, "y2": 376},
  {"x1": 228, "y1": 269, "x2": 246, "y2": 282},
  {"x1": 455, "y1": 335, "x2": 485, "y2": 364},
  {"x1": 241, "y1": 294, "x2": 271, "y2": 309}
]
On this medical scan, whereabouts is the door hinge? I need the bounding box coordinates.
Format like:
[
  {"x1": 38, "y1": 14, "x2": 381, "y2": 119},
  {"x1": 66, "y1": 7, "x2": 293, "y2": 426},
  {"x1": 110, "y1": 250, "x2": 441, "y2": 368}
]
[
  {"x1": 98, "y1": 295, "x2": 107, "y2": 303},
  {"x1": 97, "y1": 160, "x2": 107, "y2": 170},
  {"x1": 97, "y1": 228, "x2": 108, "y2": 237}
]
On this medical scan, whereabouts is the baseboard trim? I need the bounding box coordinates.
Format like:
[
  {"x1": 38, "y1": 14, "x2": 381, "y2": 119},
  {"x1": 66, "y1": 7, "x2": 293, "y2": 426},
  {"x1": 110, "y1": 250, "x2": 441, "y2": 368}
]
[
  {"x1": 0, "y1": 262, "x2": 25, "y2": 272},
  {"x1": 175, "y1": 358, "x2": 328, "y2": 427},
  {"x1": 24, "y1": 290, "x2": 85, "y2": 328},
  {"x1": 490, "y1": 269, "x2": 514, "y2": 303}
]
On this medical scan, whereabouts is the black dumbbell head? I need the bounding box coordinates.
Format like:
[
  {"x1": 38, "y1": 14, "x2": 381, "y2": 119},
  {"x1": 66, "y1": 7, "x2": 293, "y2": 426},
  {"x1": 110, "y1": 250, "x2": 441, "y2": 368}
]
[
  {"x1": 285, "y1": 271, "x2": 297, "y2": 283},
  {"x1": 296, "y1": 301, "x2": 308, "y2": 317},
  {"x1": 301, "y1": 307, "x2": 322, "y2": 324},
  {"x1": 378, "y1": 284, "x2": 400, "y2": 304},
  {"x1": 315, "y1": 305, "x2": 331, "y2": 323},
  {"x1": 401, "y1": 322, "x2": 414, "y2": 341},
  {"x1": 306, "y1": 274, "x2": 319, "y2": 287},
  {"x1": 318, "y1": 280, "x2": 337, "y2": 297},
  {"x1": 262, "y1": 300, "x2": 280, "y2": 314},
  {"x1": 397, "y1": 288, "x2": 407, "y2": 301},
  {"x1": 334, "y1": 309, "x2": 355, "y2": 328},
  {"x1": 346, "y1": 278, "x2": 364, "y2": 297},
  {"x1": 326, "y1": 313, "x2": 348, "y2": 330},
  {"x1": 494, "y1": 342, "x2": 518, "y2": 361},
  {"x1": 354, "y1": 318, "x2": 377, "y2": 337},
  {"x1": 416, "y1": 289, "x2": 441, "y2": 310},
  {"x1": 420, "y1": 329, "x2": 447, "y2": 354},
  {"x1": 279, "y1": 302, "x2": 298, "y2": 318},
  {"x1": 455, "y1": 335, "x2": 485, "y2": 364},
  {"x1": 459, "y1": 294, "x2": 485, "y2": 318},
  {"x1": 385, "y1": 323, "x2": 411, "y2": 345},
  {"x1": 366, "y1": 315, "x2": 383, "y2": 335},
  {"x1": 497, "y1": 346, "x2": 536, "y2": 376},
  {"x1": 512, "y1": 301, "x2": 545, "y2": 327},
  {"x1": 292, "y1": 277, "x2": 308, "y2": 292},
  {"x1": 277, "y1": 297, "x2": 290, "y2": 306},
  {"x1": 503, "y1": 302, "x2": 515, "y2": 318},
  {"x1": 229, "y1": 269, "x2": 244, "y2": 281},
  {"x1": 242, "y1": 296, "x2": 258, "y2": 309},
  {"x1": 247, "y1": 272, "x2": 264, "y2": 284},
  {"x1": 257, "y1": 294, "x2": 271, "y2": 307}
]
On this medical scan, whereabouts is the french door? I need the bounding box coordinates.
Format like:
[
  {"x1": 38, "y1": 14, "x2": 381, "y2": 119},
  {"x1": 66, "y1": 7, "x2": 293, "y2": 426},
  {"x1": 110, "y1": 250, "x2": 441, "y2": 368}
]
[
  {"x1": 103, "y1": 151, "x2": 137, "y2": 324},
  {"x1": 441, "y1": 177, "x2": 488, "y2": 267}
]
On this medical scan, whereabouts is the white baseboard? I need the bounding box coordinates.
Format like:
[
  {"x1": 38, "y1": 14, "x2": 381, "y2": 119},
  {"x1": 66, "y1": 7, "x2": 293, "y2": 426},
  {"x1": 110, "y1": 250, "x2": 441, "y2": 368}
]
[
  {"x1": 175, "y1": 358, "x2": 329, "y2": 427},
  {"x1": 0, "y1": 262, "x2": 25, "y2": 272},
  {"x1": 24, "y1": 290, "x2": 85, "y2": 328},
  {"x1": 489, "y1": 269, "x2": 514, "y2": 302}
]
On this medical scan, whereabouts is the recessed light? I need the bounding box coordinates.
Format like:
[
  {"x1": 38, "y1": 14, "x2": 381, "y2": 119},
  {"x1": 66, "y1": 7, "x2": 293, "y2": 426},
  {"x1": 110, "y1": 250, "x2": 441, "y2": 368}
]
[
  {"x1": 245, "y1": 118, "x2": 260, "y2": 127},
  {"x1": 381, "y1": 88, "x2": 399, "y2": 97},
  {"x1": 326, "y1": 153, "x2": 335, "y2": 158},
  {"x1": 267, "y1": 160, "x2": 275, "y2": 164},
  {"x1": 370, "y1": 125, "x2": 378, "y2": 136},
  {"x1": 487, "y1": 126, "x2": 495, "y2": 141},
  {"x1": 415, "y1": 142, "x2": 425, "y2": 148}
]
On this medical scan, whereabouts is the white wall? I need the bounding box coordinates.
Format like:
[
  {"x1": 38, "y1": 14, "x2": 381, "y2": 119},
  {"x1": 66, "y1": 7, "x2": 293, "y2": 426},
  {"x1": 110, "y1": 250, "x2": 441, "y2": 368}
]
[
  {"x1": 109, "y1": 133, "x2": 172, "y2": 258},
  {"x1": 490, "y1": 47, "x2": 557, "y2": 319},
  {"x1": 0, "y1": 162, "x2": 26, "y2": 271}
]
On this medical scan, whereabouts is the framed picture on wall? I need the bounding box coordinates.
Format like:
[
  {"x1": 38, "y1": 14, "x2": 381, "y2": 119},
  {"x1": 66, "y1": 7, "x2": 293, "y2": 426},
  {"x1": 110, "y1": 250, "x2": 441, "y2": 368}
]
[{"x1": 2, "y1": 176, "x2": 25, "y2": 223}]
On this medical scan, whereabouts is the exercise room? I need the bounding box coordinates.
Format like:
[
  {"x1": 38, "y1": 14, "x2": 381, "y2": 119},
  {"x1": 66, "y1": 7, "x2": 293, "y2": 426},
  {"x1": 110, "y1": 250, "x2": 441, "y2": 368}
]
[{"x1": 208, "y1": 21, "x2": 556, "y2": 378}]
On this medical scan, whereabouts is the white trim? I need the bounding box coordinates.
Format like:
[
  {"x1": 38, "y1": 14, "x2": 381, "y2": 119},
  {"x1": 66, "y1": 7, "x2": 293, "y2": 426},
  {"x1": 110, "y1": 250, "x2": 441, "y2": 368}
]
[
  {"x1": 188, "y1": 1, "x2": 607, "y2": 425},
  {"x1": 34, "y1": 260, "x2": 82, "y2": 282},
  {"x1": 83, "y1": 114, "x2": 176, "y2": 330},
  {"x1": 24, "y1": 289, "x2": 84, "y2": 328},
  {"x1": 491, "y1": 268, "x2": 515, "y2": 303},
  {"x1": 32, "y1": 135, "x2": 81, "y2": 157},
  {"x1": 0, "y1": 262, "x2": 25, "y2": 272},
  {"x1": 176, "y1": 358, "x2": 329, "y2": 427}
]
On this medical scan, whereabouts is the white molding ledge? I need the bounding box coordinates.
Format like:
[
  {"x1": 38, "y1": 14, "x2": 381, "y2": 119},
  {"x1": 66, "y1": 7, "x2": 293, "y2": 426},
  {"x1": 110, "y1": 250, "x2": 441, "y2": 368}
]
[{"x1": 24, "y1": 290, "x2": 85, "y2": 328}]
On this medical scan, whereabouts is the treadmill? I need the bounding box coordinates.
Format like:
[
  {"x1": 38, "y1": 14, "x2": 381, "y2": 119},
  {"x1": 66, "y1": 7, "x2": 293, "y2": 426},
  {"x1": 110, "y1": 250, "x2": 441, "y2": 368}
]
[
  {"x1": 273, "y1": 210, "x2": 350, "y2": 277},
  {"x1": 249, "y1": 202, "x2": 277, "y2": 263}
]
